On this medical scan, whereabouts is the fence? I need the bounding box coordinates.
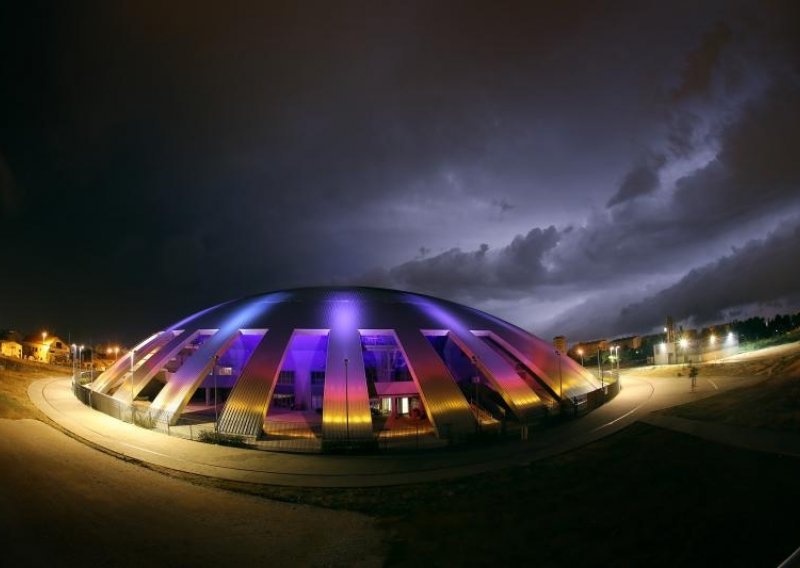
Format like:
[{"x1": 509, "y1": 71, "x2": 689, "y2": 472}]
[{"x1": 72, "y1": 375, "x2": 622, "y2": 454}]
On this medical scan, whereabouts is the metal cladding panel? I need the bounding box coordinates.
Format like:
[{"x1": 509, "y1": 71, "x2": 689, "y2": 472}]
[
  {"x1": 408, "y1": 296, "x2": 544, "y2": 421},
  {"x1": 92, "y1": 332, "x2": 166, "y2": 394},
  {"x1": 150, "y1": 295, "x2": 286, "y2": 423},
  {"x1": 148, "y1": 329, "x2": 233, "y2": 423},
  {"x1": 447, "y1": 330, "x2": 544, "y2": 421},
  {"x1": 482, "y1": 328, "x2": 600, "y2": 399},
  {"x1": 321, "y1": 296, "x2": 373, "y2": 440},
  {"x1": 393, "y1": 326, "x2": 476, "y2": 436},
  {"x1": 112, "y1": 330, "x2": 198, "y2": 403},
  {"x1": 322, "y1": 328, "x2": 373, "y2": 440},
  {"x1": 216, "y1": 327, "x2": 294, "y2": 436}
]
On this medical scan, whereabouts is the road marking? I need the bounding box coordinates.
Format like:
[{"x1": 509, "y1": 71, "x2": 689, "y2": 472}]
[
  {"x1": 590, "y1": 376, "x2": 654, "y2": 432},
  {"x1": 707, "y1": 379, "x2": 719, "y2": 390}
]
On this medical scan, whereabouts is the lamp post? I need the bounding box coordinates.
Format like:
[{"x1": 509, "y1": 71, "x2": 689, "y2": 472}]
[
  {"x1": 130, "y1": 348, "x2": 135, "y2": 423},
  {"x1": 577, "y1": 348, "x2": 584, "y2": 366},
  {"x1": 344, "y1": 358, "x2": 350, "y2": 441},
  {"x1": 555, "y1": 350, "x2": 563, "y2": 399},
  {"x1": 597, "y1": 349, "x2": 603, "y2": 388},
  {"x1": 78, "y1": 345, "x2": 84, "y2": 382},
  {"x1": 41, "y1": 331, "x2": 48, "y2": 363},
  {"x1": 213, "y1": 354, "x2": 219, "y2": 435},
  {"x1": 471, "y1": 355, "x2": 480, "y2": 408},
  {"x1": 71, "y1": 344, "x2": 77, "y2": 385}
]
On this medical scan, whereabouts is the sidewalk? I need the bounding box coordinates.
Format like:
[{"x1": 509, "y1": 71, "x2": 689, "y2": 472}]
[{"x1": 30, "y1": 376, "x2": 654, "y2": 487}]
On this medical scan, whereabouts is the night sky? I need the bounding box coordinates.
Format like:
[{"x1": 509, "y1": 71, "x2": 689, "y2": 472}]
[{"x1": 1, "y1": 1, "x2": 799, "y2": 346}]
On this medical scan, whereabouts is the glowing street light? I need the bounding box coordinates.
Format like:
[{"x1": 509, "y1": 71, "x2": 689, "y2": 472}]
[
  {"x1": 554, "y1": 349, "x2": 563, "y2": 398},
  {"x1": 577, "y1": 348, "x2": 584, "y2": 366},
  {"x1": 71, "y1": 343, "x2": 77, "y2": 384},
  {"x1": 344, "y1": 357, "x2": 350, "y2": 441},
  {"x1": 610, "y1": 345, "x2": 620, "y2": 375},
  {"x1": 709, "y1": 334, "x2": 717, "y2": 345},
  {"x1": 679, "y1": 338, "x2": 689, "y2": 364},
  {"x1": 130, "y1": 348, "x2": 136, "y2": 423}
]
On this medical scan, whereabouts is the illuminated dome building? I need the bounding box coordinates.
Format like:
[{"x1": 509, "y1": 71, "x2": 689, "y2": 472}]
[{"x1": 89, "y1": 287, "x2": 603, "y2": 447}]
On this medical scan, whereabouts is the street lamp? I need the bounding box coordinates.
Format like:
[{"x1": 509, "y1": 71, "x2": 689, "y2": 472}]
[
  {"x1": 577, "y1": 348, "x2": 584, "y2": 366},
  {"x1": 344, "y1": 358, "x2": 350, "y2": 441},
  {"x1": 212, "y1": 354, "x2": 219, "y2": 435},
  {"x1": 679, "y1": 337, "x2": 689, "y2": 363},
  {"x1": 78, "y1": 345, "x2": 84, "y2": 381},
  {"x1": 555, "y1": 349, "x2": 563, "y2": 398},
  {"x1": 597, "y1": 348, "x2": 603, "y2": 387},
  {"x1": 41, "y1": 331, "x2": 48, "y2": 362},
  {"x1": 130, "y1": 348, "x2": 136, "y2": 423},
  {"x1": 71, "y1": 344, "x2": 77, "y2": 385}
]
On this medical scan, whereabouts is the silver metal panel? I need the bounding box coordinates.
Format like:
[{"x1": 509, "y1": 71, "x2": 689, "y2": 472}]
[
  {"x1": 481, "y1": 329, "x2": 600, "y2": 399},
  {"x1": 446, "y1": 329, "x2": 544, "y2": 421},
  {"x1": 393, "y1": 326, "x2": 476, "y2": 437},
  {"x1": 148, "y1": 329, "x2": 238, "y2": 424},
  {"x1": 92, "y1": 332, "x2": 167, "y2": 394},
  {"x1": 322, "y1": 325, "x2": 373, "y2": 440},
  {"x1": 111, "y1": 330, "x2": 198, "y2": 403},
  {"x1": 216, "y1": 327, "x2": 294, "y2": 436}
]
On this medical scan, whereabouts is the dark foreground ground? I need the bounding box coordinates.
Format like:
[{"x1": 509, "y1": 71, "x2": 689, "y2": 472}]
[{"x1": 1, "y1": 353, "x2": 799, "y2": 567}]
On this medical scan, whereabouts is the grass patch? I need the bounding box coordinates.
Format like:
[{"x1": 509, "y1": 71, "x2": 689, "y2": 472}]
[
  {"x1": 182, "y1": 423, "x2": 800, "y2": 567},
  {"x1": 198, "y1": 430, "x2": 249, "y2": 447},
  {"x1": 0, "y1": 360, "x2": 69, "y2": 420},
  {"x1": 660, "y1": 350, "x2": 800, "y2": 431}
]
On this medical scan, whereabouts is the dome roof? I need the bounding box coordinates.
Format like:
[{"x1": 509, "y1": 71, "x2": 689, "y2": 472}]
[{"x1": 91, "y1": 287, "x2": 600, "y2": 443}]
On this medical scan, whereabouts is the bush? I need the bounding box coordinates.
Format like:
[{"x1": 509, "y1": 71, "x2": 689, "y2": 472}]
[{"x1": 198, "y1": 430, "x2": 248, "y2": 447}]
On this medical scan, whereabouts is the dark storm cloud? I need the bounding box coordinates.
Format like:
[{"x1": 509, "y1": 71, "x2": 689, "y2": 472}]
[
  {"x1": 606, "y1": 154, "x2": 666, "y2": 207},
  {"x1": 671, "y1": 22, "x2": 733, "y2": 102},
  {"x1": 362, "y1": 226, "x2": 559, "y2": 301},
  {"x1": 1, "y1": 1, "x2": 799, "y2": 343},
  {"x1": 366, "y1": 9, "x2": 800, "y2": 338},
  {"x1": 618, "y1": 218, "x2": 800, "y2": 330}
]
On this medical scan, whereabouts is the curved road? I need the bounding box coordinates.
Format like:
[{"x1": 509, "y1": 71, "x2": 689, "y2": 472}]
[{"x1": 29, "y1": 371, "x2": 762, "y2": 488}]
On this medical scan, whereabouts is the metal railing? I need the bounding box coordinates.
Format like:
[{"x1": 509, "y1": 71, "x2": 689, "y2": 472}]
[{"x1": 72, "y1": 376, "x2": 622, "y2": 454}]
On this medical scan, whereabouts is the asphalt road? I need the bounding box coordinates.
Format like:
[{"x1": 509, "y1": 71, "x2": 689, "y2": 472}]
[{"x1": 0, "y1": 418, "x2": 384, "y2": 567}]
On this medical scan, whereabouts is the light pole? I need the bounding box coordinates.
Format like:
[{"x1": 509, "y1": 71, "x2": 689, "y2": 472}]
[
  {"x1": 471, "y1": 355, "x2": 480, "y2": 408},
  {"x1": 41, "y1": 331, "x2": 48, "y2": 363},
  {"x1": 213, "y1": 354, "x2": 219, "y2": 435},
  {"x1": 555, "y1": 350, "x2": 563, "y2": 399},
  {"x1": 344, "y1": 358, "x2": 349, "y2": 441},
  {"x1": 71, "y1": 344, "x2": 77, "y2": 385},
  {"x1": 130, "y1": 348, "x2": 135, "y2": 423},
  {"x1": 597, "y1": 348, "x2": 603, "y2": 388},
  {"x1": 78, "y1": 345, "x2": 84, "y2": 382},
  {"x1": 577, "y1": 348, "x2": 584, "y2": 366}
]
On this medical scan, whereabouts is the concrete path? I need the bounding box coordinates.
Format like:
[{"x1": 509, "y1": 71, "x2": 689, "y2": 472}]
[{"x1": 29, "y1": 370, "x2": 770, "y2": 487}]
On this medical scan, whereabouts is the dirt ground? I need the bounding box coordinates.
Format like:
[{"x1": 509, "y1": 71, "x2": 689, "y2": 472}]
[
  {"x1": 0, "y1": 418, "x2": 384, "y2": 566},
  {"x1": 3, "y1": 347, "x2": 800, "y2": 566}
]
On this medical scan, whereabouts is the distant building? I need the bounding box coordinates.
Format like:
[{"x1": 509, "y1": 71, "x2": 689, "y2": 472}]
[
  {"x1": 22, "y1": 335, "x2": 71, "y2": 364},
  {"x1": 608, "y1": 336, "x2": 642, "y2": 350},
  {"x1": 553, "y1": 336, "x2": 567, "y2": 354},
  {"x1": 0, "y1": 340, "x2": 22, "y2": 358},
  {"x1": 653, "y1": 330, "x2": 739, "y2": 365},
  {"x1": 570, "y1": 339, "x2": 608, "y2": 359}
]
